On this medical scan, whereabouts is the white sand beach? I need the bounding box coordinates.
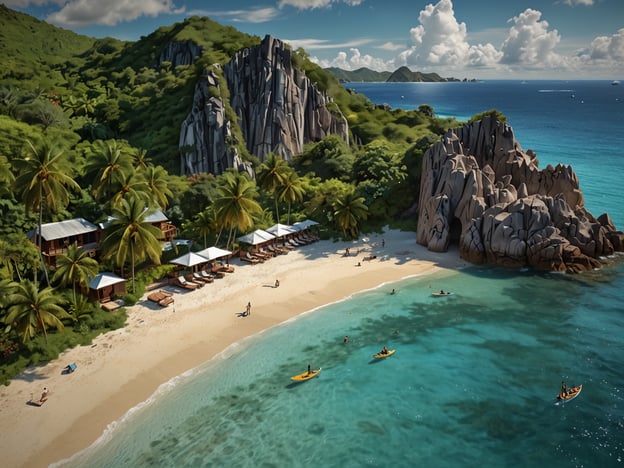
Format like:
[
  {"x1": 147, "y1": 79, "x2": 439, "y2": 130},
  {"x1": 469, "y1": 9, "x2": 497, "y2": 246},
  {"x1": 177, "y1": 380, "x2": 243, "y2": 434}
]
[{"x1": 0, "y1": 229, "x2": 464, "y2": 468}]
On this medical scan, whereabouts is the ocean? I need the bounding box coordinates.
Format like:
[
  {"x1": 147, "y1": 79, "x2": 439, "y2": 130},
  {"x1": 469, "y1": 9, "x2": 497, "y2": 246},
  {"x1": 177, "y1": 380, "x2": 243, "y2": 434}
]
[{"x1": 58, "y1": 81, "x2": 624, "y2": 467}]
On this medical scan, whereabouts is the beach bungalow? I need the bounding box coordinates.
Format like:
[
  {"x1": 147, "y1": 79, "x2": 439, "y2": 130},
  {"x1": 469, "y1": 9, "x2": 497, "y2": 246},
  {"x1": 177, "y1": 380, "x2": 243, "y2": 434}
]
[
  {"x1": 28, "y1": 218, "x2": 99, "y2": 267},
  {"x1": 145, "y1": 209, "x2": 177, "y2": 243},
  {"x1": 99, "y1": 208, "x2": 178, "y2": 244},
  {"x1": 88, "y1": 272, "x2": 126, "y2": 308}
]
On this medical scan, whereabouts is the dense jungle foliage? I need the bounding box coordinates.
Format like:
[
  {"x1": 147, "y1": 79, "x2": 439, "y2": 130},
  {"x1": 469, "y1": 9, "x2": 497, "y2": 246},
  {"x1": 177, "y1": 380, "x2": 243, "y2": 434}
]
[{"x1": 0, "y1": 5, "x2": 467, "y2": 382}]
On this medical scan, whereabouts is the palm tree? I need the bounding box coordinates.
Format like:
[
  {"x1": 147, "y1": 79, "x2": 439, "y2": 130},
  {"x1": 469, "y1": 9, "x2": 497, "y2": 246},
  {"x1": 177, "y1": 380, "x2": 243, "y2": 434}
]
[
  {"x1": 333, "y1": 191, "x2": 369, "y2": 239},
  {"x1": 257, "y1": 153, "x2": 290, "y2": 222},
  {"x1": 4, "y1": 280, "x2": 70, "y2": 344},
  {"x1": 193, "y1": 208, "x2": 218, "y2": 248},
  {"x1": 84, "y1": 139, "x2": 133, "y2": 204},
  {"x1": 133, "y1": 148, "x2": 152, "y2": 172},
  {"x1": 100, "y1": 197, "x2": 162, "y2": 293},
  {"x1": 109, "y1": 171, "x2": 151, "y2": 209},
  {"x1": 13, "y1": 139, "x2": 80, "y2": 285},
  {"x1": 214, "y1": 172, "x2": 263, "y2": 248},
  {"x1": 278, "y1": 170, "x2": 305, "y2": 224},
  {"x1": 143, "y1": 165, "x2": 173, "y2": 209},
  {"x1": 52, "y1": 243, "x2": 99, "y2": 304}
]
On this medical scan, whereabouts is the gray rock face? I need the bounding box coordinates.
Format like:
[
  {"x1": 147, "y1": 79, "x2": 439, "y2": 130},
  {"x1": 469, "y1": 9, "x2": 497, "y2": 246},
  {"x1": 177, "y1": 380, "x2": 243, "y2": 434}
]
[
  {"x1": 417, "y1": 116, "x2": 624, "y2": 272},
  {"x1": 178, "y1": 35, "x2": 349, "y2": 175},
  {"x1": 179, "y1": 66, "x2": 251, "y2": 176},
  {"x1": 158, "y1": 40, "x2": 203, "y2": 68},
  {"x1": 224, "y1": 35, "x2": 348, "y2": 162}
]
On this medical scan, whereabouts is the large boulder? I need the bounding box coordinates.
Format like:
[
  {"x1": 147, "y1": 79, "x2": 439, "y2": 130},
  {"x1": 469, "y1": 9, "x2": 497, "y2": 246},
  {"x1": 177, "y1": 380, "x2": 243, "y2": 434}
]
[{"x1": 417, "y1": 116, "x2": 623, "y2": 272}]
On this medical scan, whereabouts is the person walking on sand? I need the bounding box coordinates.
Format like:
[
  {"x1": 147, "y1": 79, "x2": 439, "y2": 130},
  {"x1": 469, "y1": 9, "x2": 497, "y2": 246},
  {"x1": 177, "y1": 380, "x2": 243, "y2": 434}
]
[
  {"x1": 40, "y1": 387, "x2": 49, "y2": 402},
  {"x1": 246, "y1": 302, "x2": 251, "y2": 316}
]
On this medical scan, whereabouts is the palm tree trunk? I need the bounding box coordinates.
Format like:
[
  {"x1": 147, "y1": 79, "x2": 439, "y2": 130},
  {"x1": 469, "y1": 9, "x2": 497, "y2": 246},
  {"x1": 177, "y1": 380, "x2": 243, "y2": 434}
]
[{"x1": 37, "y1": 186, "x2": 50, "y2": 286}]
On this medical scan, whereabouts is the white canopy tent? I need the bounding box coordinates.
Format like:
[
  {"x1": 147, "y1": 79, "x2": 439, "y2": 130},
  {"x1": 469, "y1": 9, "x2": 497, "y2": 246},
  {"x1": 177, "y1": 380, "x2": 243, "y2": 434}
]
[
  {"x1": 291, "y1": 219, "x2": 319, "y2": 231},
  {"x1": 169, "y1": 252, "x2": 209, "y2": 268},
  {"x1": 195, "y1": 246, "x2": 233, "y2": 261},
  {"x1": 266, "y1": 223, "x2": 296, "y2": 238},
  {"x1": 237, "y1": 229, "x2": 276, "y2": 245}
]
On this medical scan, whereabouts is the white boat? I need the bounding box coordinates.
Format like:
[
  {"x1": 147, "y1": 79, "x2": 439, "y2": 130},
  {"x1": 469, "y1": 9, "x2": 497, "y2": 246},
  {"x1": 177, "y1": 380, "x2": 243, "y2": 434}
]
[{"x1": 612, "y1": 80, "x2": 620, "y2": 86}]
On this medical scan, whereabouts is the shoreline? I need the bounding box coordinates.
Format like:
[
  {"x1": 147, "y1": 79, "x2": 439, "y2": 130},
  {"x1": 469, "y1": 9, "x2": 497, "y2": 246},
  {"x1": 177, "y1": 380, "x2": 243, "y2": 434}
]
[{"x1": 0, "y1": 229, "x2": 464, "y2": 468}]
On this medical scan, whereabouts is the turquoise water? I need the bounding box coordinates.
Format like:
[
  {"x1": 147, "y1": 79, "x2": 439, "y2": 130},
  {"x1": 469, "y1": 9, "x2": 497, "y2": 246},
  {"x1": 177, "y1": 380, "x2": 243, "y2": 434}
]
[{"x1": 58, "y1": 82, "x2": 624, "y2": 467}]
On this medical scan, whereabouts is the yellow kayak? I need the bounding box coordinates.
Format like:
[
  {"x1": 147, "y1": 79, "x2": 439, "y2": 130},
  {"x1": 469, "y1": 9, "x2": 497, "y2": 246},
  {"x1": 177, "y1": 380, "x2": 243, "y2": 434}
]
[
  {"x1": 290, "y1": 368, "x2": 321, "y2": 382},
  {"x1": 432, "y1": 291, "x2": 452, "y2": 296},
  {"x1": 373, "y1": 349, "x2": 395, "y2": 359}
]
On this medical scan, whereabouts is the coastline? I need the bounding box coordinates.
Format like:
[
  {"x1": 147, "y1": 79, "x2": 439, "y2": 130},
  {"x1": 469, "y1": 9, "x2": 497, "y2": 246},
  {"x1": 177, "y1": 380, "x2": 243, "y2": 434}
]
[{"x1": 0, "y1": 229, "x2": 464, "y2": 468}]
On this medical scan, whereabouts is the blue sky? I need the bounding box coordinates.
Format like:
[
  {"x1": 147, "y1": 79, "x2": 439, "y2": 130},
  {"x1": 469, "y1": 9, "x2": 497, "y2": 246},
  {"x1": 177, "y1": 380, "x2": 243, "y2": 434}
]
[{"x1": 3, "y1": 0, "x2": 623, "y2": 79}]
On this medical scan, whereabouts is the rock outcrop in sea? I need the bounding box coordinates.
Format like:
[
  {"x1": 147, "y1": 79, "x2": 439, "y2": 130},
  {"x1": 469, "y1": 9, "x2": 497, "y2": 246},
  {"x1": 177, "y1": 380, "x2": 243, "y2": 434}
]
[
  {"x1": 179, "y1": 35, "x2": 348, "y2": 176},
  {"x1": 417, "y1": 116, "x2": 624, "y2": 272}
]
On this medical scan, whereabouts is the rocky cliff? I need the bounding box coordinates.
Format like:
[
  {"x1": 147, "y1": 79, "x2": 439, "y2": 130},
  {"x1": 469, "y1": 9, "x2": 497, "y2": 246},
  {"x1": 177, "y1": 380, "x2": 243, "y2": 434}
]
[
  {"x1": 417, "y1": 116, "x2": 624, "y2": 272},
  {"x1": 178, "y1": 35, "x2": 349, "y2": 176}
]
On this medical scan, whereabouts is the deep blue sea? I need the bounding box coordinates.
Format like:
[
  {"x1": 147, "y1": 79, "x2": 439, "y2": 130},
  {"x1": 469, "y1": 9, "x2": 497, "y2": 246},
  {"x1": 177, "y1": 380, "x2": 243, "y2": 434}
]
[{"x1": 58, "y1": 81, "x2": 624, "y2": 468}]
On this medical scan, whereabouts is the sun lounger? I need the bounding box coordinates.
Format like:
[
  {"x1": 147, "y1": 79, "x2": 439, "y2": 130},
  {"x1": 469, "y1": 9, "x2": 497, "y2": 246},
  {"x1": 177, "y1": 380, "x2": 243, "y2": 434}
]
[
  {"x1": 148, "y1": 290, "x2": 176, "y2": 306},
  {"x1": 198, "y1": 270, "x2": 216, "y2": 281},
  {"x1": 185, "y1": 274, "x2": 205, "y2": 287},
  {"x1": 241, "y1": 252, "x2": 262, "y2": 264},
  {"x1": 193, "y1": 272, "x2": 213, "y2": 283},
  {"x1": 177, "y1": 276, "x2": 198, "y2": 290}
]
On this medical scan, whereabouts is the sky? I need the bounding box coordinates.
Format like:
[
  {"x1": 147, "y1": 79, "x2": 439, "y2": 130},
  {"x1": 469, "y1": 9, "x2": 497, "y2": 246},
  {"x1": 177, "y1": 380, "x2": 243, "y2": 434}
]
[{"x1": 3, "y1": 0, "x2": 624, "y2": 79}]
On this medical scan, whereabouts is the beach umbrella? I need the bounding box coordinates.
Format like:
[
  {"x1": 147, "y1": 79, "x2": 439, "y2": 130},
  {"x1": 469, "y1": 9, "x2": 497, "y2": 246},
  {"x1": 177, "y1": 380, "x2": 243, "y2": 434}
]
[
  {"x1": 237, "y1": 229, "x2": 276, "y2": 245},
  {"x1": 195, "y1": 246, "x2": 232, "y2": 261},
  {"x1": 291, "y1": 219, "x2": 319, "y2": 231},
  {"x1": 266, "y1": 223, "x2": 296, "y2": 238},
  {"x1": 169, "y1": 252, "x2": 209, "y2": 268}
]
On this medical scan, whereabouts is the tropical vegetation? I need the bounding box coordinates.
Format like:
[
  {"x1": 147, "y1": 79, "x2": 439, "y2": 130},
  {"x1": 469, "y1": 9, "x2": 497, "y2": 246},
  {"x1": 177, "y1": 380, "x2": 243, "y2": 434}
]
[{"x1": 0, "y1": 5, "x2": 466, "y2": 384}]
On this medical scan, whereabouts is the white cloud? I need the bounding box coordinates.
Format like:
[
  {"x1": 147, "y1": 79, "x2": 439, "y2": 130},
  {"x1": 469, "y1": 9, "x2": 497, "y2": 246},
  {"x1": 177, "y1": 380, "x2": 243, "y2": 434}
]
[
  {"x1": 278, "y1": 0, "x2": 363, "y2": 9},
  {"x1": 396, "y1": 0, "x2": 500, "y2": 70},
  {"x1": 499, "y1": 9, "x2": 565, "y2": 68},
  {"x1": 377, "y1": 42, "x2": 404, "y2": 52},
  {"x1": 312, "y1": 48, "x2": 392, "y2": 71},
  {"x1": 578, "y1": 28, "x2": 624, "y2": 62},
  {"x1": 46, "y1": 0, "x2": 184, "y2": 27},
  {"x1": 561, "y1": 0, "x2": 593, "y2": 5},
  {"x1": 285, "y1": 37, "x2": 372, "y2": 50}
]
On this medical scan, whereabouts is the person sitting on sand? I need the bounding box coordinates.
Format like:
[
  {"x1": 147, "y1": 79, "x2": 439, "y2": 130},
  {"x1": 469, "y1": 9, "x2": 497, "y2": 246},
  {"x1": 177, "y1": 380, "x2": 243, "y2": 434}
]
[
  {"x1": 40, "y1": 387, "x2": 48, "y2": 402},
  {"x1": 275, "y1": 279, "x2": 280, "y2": 288}
]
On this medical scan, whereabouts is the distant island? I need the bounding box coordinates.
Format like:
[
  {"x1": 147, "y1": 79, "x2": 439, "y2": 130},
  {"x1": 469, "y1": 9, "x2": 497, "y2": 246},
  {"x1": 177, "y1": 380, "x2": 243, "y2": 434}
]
[{"x1": 324, "y1": 66, "x2": 476, "y2": 83}]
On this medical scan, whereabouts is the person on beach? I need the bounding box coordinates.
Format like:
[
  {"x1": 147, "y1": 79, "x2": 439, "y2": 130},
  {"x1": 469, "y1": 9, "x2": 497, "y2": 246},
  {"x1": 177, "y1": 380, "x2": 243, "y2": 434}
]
[
  {"x1": 274, "y1": 279, "x2": 280, "y2": 288},
  {"x1": 40, "y1": 387, "x2": 48, "y2": 402},
  {"x1": 345, "y1": 248, "x2": 350, "y2": 256},
  {"x1": 246, "y1": 302, "x2": 251, "y2": 316}
]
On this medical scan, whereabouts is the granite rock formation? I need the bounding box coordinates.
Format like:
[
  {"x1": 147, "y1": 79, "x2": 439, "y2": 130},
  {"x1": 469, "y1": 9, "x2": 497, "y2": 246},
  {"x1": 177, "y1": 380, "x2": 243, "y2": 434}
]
[
  {"x1": 417, "y1": 116, "x2": 624, "y2": 272},
  {"x1": 158, "y1": 40, "x2": 203, "y2": 68},
  {"x1": 178, "y1": 35, "x2": 349, "y2": 176},
  {"x1": 179, "y1": 66, "x2": 251, "y2": 176}
]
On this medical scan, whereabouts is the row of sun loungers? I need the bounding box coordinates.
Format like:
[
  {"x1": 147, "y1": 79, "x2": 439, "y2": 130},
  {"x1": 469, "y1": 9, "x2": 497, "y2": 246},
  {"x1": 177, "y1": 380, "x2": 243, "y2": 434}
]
[{"x1": 240, "y1": 232, "x2": 320, "y2": 264}]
